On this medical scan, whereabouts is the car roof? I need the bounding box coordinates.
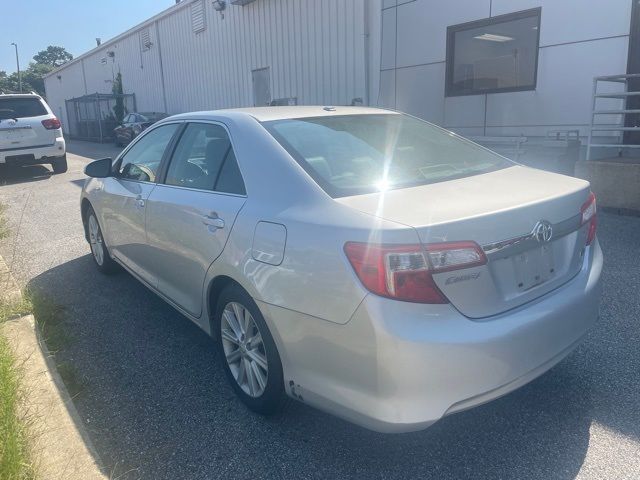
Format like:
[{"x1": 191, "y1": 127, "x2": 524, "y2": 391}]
[
  {"x1": 0, "y1": 93, "x2": 42, "y2": 99},
  {"x1": 168, "y1": 106, "x2": 399, "y2": 122}
]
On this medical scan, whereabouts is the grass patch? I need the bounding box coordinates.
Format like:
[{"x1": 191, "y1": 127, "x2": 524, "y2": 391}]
[
  {"x1": 22, "y1": 292, "x2": 84, "y2": 397},
  {"x1": 0, "y1": 204, "x2": 8, "y2": 240},
  {"x1": 0, "y1": 204, "x2": 36, "y2": 478},
  {"x1": 0, "y1": 312, "x2": 36, "y2": 479},
  {"x1": 28, "y1": 293, "x2": 71, "y2": 354},
  {"x1": 0, "y1": 291, "x2": 83, "y2": 478},
  {"x1": 0, "y1": 297, "x2": 32, "y2": 325}
]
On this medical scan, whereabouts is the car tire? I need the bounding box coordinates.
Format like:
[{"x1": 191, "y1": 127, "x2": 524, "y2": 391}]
[
  {"x1": 215, "y1": 284, "x2": 286, "y2": 415},
  {"x1": 51, "y1": 155, "x2": 68, "y2": 174},
  {"x1": 85, "y1": 206, "x2": 118, "y2": 274}
]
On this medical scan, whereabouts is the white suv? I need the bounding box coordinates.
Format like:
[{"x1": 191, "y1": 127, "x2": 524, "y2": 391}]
[{"x1": 0, "y1": 93, "x2": 67, "y2": 173}]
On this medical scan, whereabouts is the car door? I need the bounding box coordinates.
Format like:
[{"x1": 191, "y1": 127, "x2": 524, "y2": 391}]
[
  {"x1": 145, "y1": 122, "x2": 247, "y2": 317},
  {"x1": 100, "y1": 123, "x2": 181, "y2": 287}
]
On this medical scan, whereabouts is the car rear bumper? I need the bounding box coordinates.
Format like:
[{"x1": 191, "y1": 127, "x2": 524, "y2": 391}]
[
  {"x1": 261, "y1": 239, "x2": 603, "y2": 433},
  {"x1": 0, "y1": 137, "x2": 66, "y2": 165}
]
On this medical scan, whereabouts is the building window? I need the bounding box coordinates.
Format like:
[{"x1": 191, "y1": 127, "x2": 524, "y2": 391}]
[{"x1": 445, "y1": 8, "x2": 541, "y2": 97}]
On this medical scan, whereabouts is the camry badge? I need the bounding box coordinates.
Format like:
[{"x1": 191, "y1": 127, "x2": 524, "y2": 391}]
[{"x1": 532, "y1": 220, "x2": 553, "y2": 243}]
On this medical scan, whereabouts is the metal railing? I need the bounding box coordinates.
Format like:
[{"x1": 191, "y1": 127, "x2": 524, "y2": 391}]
[
  {"x1": 468, "y1": 135, "x2": 528, "y2": 161},
  {"x1": 586, "y1": 73, "x2": 640, "y2": 160}
]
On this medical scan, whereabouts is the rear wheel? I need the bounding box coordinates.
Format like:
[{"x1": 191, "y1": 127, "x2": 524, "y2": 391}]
[
  {"x1": 215, "y1": 285, "x2": 285, "y2": 414},
  {"x1": 86, "y1": 206, "x2": 118, "y2": 274},
  {"x1": 51, "y1": 155, "x2": 68, "y2": 174}
]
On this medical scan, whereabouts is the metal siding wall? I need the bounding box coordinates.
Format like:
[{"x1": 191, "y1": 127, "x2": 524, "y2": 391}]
[
  {"x1": 44, "y1": 0, "x2": 367, "y2": 123},
  {"x1": 81, "y1": 31, "x2": 166, "y2": 112},
  {"x1": 44, "y1": 61, "x2": 86, "y2": 132},
  {"x1": 379, "y1": 0, "x2": 632, "y2": 139},
  {"x1": 157, "y1": 0, "x2": 367, "y2": 113}
]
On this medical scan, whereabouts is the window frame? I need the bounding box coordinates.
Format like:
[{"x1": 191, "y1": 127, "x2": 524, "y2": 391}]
[
  {"x1": 156, "y1": 121, "x2": 248, "y2": 198},
  {"x1": 445, "y1": 7, "x2": 542, "y2": 97},
  {"x1": 113, "y1": 121, "x2": 184, "y2": 185}
]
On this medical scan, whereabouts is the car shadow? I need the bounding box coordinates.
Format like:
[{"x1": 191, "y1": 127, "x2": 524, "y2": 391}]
[
  {"x1": 66, "y1": 140, "x2": 123, "y2": 161},
  {"x1": 28, "y1": 254, "x2": 631, "y2": 480},
  {"x1": 0, "y1": 164, "x2": 53, "y2": 186}
]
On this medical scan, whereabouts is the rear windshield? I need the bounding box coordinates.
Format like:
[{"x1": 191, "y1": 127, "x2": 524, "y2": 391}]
[
  {"x1": 264, "y1": 114, "x2": 512, "y2": 198},
  {"x1": 140, "y1": 112, "x2": 167, "y2": 121},
  {"x1": 0, "y1": 98, "x2": 47, "y2": 120}
]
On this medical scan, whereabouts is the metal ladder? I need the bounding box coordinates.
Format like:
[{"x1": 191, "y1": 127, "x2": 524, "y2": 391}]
[{"x1": 586, "y1": 73, "x2": 640, "y2": 160}]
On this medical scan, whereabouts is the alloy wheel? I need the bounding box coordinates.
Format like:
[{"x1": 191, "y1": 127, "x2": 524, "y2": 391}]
[
  {"x1": 221, "y1": 302, "x2": 269, "y2": 398},
  {"x1": 88, "y1": 214, "x2": 105, "y2": 266}
]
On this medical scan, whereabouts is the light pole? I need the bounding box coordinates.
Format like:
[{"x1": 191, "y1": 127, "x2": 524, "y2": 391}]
[{"x1": 10, "y1": 42, "x2": 22, "y2": 93}]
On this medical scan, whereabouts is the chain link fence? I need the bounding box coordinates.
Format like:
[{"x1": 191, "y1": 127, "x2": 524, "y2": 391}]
[{"x1": 65, "y1": 93, "x2": 136, "y2": 143}]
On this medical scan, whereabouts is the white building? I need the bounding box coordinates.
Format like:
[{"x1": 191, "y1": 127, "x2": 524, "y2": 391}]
[{"x1": 45, "y1": 0, "x2": 638, "y2": 161}]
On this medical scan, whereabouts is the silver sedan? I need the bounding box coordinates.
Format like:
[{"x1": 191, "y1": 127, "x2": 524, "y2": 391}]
[{"x1": 80, "y1": 107, "x2": 602, "y2": 433}]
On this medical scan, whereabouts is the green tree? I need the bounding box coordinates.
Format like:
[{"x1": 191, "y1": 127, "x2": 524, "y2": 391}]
[
  {"x1": 22, "y1": 63, "x2": 54, "y2": 96},
  {"x1": 0, "y1": 70, "x2": 33, "y2": 94},
  {"x1": 32, "y1": 46, "x2": 73, "y2": 68},
  {"x1": 112, "y1": 72, "x2": 125, "y2": 123}
]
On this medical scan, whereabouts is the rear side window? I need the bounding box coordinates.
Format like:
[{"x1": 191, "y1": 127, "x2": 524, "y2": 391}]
[
  {"x1": 164, "y1": 123, "x2": 246, "y2": 195},
  {"x1": 0, "y1": 98, "x2": 47, "y2": 120}
]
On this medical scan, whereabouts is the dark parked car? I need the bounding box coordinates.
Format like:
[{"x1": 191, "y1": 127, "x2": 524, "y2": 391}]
[{"x1": 114, "y1": 112, "x2": 167, "y2": 146}]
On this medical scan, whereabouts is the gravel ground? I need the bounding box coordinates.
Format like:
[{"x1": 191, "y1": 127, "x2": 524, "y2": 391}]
[{"x1": 0, "y1": 144, "x2": 639, "y2": 479}]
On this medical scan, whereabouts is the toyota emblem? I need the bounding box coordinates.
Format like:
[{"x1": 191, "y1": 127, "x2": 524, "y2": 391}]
[{"x1": 532, "y1": 220, "x2": 553, "y2": 243}]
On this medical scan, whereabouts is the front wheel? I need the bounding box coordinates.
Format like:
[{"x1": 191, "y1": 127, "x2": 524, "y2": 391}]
[
  {"x1": 215, "y1": 285, "x2": 285, "y2": 414},
  {"x1": 86, "y1": 206, "x2": 118, "y2": 274},
  {"x1": 51, "y1": 154, "x2": 68, "y2": 174}
]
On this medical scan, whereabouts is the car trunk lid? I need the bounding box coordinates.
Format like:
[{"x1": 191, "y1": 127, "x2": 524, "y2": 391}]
[{"x1": 335, "y1": 166, "x2": 592, "y2": 318}]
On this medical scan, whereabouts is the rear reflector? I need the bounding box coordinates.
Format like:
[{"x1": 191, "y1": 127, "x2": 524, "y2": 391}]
[
  {"x1": 580, "y1": 192, "x2": 597, "y2": 245},
  {"x1": 42, "y1": 118, "x2": 61, "y2": 130},
  {"x1": 344, "y1": 241, "x2": 486, "y2": 304}
]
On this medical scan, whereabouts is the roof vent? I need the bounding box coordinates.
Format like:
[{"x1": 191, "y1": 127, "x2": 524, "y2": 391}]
[
  {"x1": 191, "y1": 0, "x2": 206, "y2": 33},
  {"x1": 140, "y1": 30, "x2": 152, "y2": 51}
]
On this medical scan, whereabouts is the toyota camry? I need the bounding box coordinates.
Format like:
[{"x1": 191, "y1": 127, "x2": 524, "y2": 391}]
[{"x1": 80, "y1": 106, "x2": 602, "y2": 432}]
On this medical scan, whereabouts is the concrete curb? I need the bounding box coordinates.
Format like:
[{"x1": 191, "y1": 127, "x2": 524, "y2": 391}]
[{"x1": 0, "y1": 255, "x2": 107, "y2": 480}]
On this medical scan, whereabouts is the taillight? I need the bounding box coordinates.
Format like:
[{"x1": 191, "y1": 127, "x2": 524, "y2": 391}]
[
  {"x1": 344, "y1": 241, "x2": 486, "y2": 304},
  {"x1": 581, "y1": 192, "x2": 597, "y2": 245},
  {"x1": 42, "y1": 117, "x2": 61, "y2": 130}
]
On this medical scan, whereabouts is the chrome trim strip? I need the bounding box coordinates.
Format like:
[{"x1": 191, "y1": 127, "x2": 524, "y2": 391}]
[
  {"x1": 0, "y1": 142, "x2": 55, "y2": 153},
  {"x1": 482, "y1": 214, "x2": 583, "y2": 259},
  {"x1": 0, "y1": 126, "x2": 33, "y2": 132}
]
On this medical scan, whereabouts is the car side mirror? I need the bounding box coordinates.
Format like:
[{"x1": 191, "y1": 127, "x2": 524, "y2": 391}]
[{"x1": 84, "y1": 158, "x2": 113, "y2": 178}]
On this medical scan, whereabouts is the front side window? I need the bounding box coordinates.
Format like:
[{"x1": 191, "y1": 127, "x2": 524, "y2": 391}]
[
  {"x1": 264, "y1": 114, "x2": 511, "y2": 198},
  {"x1": 446, "y1": 8, "x2": 541, "y2": 96},
  {"x1": 117, "y1": 123, "x2": 179, "y2": 182},
  {"x1": 164, "y1": 123, "x2": 246, "y2": 195},
  {"x1": 0, "y1": 98, "x2": 47, "y2": 119}
]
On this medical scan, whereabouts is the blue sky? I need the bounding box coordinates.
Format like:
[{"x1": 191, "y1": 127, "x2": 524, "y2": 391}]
[{"x1": 0, "y1": 0, "x2": 175, "y2": 73}]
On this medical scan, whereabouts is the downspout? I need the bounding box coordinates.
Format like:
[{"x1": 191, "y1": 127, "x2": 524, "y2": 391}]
[
  {"x1": 364, "y1": 0, "x2": 370, "y2": 106},
  {"x1": 81, "y1": 58, "x2": 88, "y2": 95},
  {"x1": 155, "y1": 21, "x2": 169, "y2": 114}
]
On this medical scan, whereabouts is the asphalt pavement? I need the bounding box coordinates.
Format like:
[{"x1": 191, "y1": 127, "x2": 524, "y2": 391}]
[{"x1": 0, "y1": 142, "x2": 639, "y2": 479}]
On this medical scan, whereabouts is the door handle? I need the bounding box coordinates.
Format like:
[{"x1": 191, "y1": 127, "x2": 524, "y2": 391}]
[
  {"x1": 135, "y1": 194, "x2": 145, "y2": 208},
  {"x1": 203, "y1": 214, "x2": 225, "y2": 230}
]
